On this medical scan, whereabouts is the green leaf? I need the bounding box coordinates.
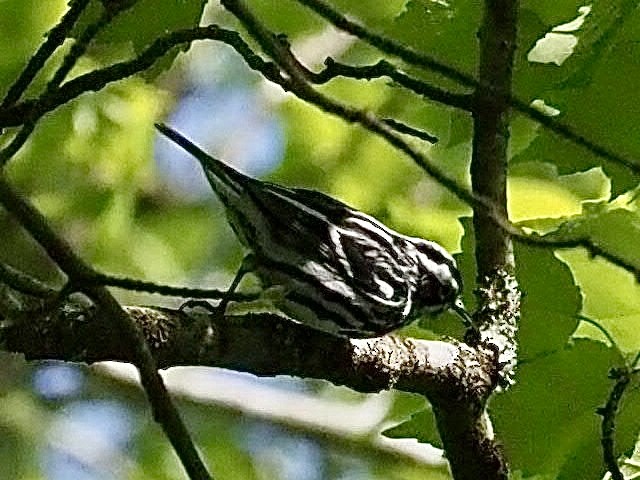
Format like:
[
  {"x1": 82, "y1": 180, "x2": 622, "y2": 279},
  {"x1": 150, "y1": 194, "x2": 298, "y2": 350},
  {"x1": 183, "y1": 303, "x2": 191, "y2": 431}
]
[
  {"x1": 560, "y1": 248, "x2": 640, "y2": 354},
  {"x1": 515, "y1": 243, "x2": 582, "y2": 359},
  {"x1": 508, "y1": 162, "x2": 611, "y2": 223},
  {"x1": 378, "y1": 391, "x2": 429, "y2": 429},
  {"x1": 219, "y1": 0, "x2": 323, "y2": 38},
  {"x1": 94, "y1": 0, "x2": 207, "y2": 52},
  {"x1": 521, "y1": 0, "x2": 585, "y2": 27},
  {"x1": 388, "y1": 0, "x2": 480, "y2": 80},
  {"x1": 512, "y1": 32, "x2": 640, "y2": 196},
  {"x1": 492, "y1": 339, "x2": 623, "y2": 478},
  {"x1": 533, "y1": 206, "x2": 640, "y2": 354},
  {"x1": 73, "y1": 0, "x2": 207, "y2": 77},
  {"x1": 572, "y1": 207, "x2": 640, "y2": 274}
]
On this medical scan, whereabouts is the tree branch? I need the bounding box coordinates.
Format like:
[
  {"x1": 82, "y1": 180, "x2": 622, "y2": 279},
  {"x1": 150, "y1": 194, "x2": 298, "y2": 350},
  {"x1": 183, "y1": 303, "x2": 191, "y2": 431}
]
[
  {"x1": 1, "y1": 291, "x2": 495, "y2": 410},
  {"x1": 83, "y1": 270, "x2": 258, "y2": 301},
  {"x1": 0, "y1": 262, "x2": 55, "y2": 297},
  {"x1": 0, "y1": 0, "x2": 90, "y2": 110},
  {"x1": 470, "y1": 0, "x2": 521, "y2": 380},
  {"x1": 0, "y1": 25, "x2": 263, "y2": 128},
  {"x1": 0, "y1": 262, "x2": 497, "y2": 479},
  {"x1": 0, "y1": 1, "x2": 141, "y2": 165},
  {"x1": 433, "y1": 0, "x2": 521, "y2": 477},
  {"x1": 308, "y1": 57, "x2": 473, "y2": 111},
  {"x1": 598, "y1": 368, "x2": 631, "y2": 480},
  {"x1": 379, "y1": 117, "x2": 438, "y2": 143},
  {"x1": 0, "y1": 176, "x2": 213, "y2": 480},
  {"x1": 295, "y1": 0, "x2": 477, "y2": 87}
]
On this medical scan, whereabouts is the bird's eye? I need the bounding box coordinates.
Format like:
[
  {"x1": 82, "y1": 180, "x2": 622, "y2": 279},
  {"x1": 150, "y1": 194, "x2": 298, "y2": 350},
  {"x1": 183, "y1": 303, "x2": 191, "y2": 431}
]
[{"x1": 413, "y1": 272, "x2": 453, "y2": 312}]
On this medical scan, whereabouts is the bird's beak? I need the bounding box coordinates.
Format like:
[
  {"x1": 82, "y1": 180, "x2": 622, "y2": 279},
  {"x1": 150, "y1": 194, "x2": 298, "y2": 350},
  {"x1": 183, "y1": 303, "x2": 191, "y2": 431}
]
[{"x1": 451, "y1": 298, "x2": 473, "y2": 328}]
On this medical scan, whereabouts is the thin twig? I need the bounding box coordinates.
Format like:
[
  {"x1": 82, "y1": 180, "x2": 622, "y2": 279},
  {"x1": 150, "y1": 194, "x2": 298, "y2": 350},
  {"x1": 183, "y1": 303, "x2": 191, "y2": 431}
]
[
  {"x1": 381, "y1": 117, "x2": 438, "y2": 143},
  {"x1": 268, "y1": 37, "x2": 454, "y2": 140},
  {"x1": 296, "y1": 0, "x2": 476, "y2": 87},
  {"x1": 0, "y1": 260, "x2": 258, "y2": 301},
  {"x1": 583, "y1": 310, "x2": 638, "y2": 480},
  {"x1": 599, "y1": 368, "x2": 631, "y2": 480},
  {"x1": 0, "y1": 176, "x2": 212, "y2": 480},
  {"x1": 87, "y1": 270, "x2": 258, "y2": 300},
  {"x1": 0, "y1": 3, "x2": 133, "y2": 165},
  {"x1": 577, "y1": 315, "x2": 619, "y2": 349},
  {"x1": 0, "y1": 26, "x2": 266, "y2": 128},
  {"x1": 49, "y1": 7, "x2": 116, "y2": 88},
  {"x1": 312, "y1": 57, "x2": 472, "y2": 110},
  {"x1": 0, "y1": 126, "x2": 36, "y2": 165},
  {"x1": 0, "y1": 0, "x2": 90, "y2": 109},
  {"x1": 0, "y1": 263, "x2": 56, "y2": 297},
  {"x1": 518, "y1": 233, "x2": 640, "y2": 282},
  {"x1": 221, "y1": 0, "x2": 482, "y2": 206}
]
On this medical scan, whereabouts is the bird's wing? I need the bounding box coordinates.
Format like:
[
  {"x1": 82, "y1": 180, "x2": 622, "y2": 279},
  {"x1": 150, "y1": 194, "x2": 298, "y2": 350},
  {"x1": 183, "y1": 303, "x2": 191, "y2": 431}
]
[{"x1": 246, "y1": 183, "x2": 414, "y2": 309}]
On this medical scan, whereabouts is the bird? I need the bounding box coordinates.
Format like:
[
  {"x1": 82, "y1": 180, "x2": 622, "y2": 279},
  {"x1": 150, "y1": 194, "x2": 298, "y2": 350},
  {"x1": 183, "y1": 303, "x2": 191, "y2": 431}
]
[{"x1": 156, "y1": 123, "x2": 471, "y2": 338}]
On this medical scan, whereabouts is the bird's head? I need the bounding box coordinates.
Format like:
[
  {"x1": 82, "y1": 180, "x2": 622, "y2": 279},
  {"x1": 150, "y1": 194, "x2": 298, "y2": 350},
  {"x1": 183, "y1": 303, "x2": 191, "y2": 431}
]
[{"x1": 406, "y1": 239, "x2": 471, "y2": 325}]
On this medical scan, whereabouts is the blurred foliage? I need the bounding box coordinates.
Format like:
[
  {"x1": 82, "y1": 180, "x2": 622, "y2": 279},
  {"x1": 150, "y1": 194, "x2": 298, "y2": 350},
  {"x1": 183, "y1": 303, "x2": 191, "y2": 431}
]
[{"x1": 0, "y1": 0, "x2": 639, "y2": 479}]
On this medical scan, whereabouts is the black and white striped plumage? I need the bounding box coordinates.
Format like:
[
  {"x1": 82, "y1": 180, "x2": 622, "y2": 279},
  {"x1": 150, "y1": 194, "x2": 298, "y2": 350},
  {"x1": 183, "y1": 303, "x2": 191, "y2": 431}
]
[{"x1": 156, "y1": 123, "x2": 469, "y2": 338}]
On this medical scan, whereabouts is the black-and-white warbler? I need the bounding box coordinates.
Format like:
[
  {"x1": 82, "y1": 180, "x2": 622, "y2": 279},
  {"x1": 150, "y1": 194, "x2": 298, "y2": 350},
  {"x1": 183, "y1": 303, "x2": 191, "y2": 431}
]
[{"x1": 156, "y1": 123, "x2": 471, "y2": 337}]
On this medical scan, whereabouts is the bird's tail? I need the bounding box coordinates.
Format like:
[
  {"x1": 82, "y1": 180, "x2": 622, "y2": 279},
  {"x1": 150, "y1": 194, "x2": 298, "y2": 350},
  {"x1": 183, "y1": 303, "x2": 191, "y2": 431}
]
[{"x1": 155, "y1": 123, "x2": 251, "y2": 202}]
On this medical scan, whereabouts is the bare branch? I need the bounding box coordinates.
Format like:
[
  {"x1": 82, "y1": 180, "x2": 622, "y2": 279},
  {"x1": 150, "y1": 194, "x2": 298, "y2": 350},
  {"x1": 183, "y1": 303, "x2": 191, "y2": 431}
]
[
  {"x1": 0, "y1": 0, "x2": 137, "y2": 165},
  {"x1": 470, "y1": 0, "x2": 520, "y2": 391},
  {"x1": 0, "y1": 263, "x2": 56, "y2": 297},
  {"x1": 2, "y1": 295, "x2": 495, "y2": 402},
  {"x1": 309, "y1": 57, "x2": 472, "y2": 111},
  {"x1": 380, "y1": 117, "x2": 438, "y2": 143},
  {"x1": 0, "y1": 26, "x2": 263, "y2": 128},
  {"x1": 598, "y1": 368, "x2": 632, "y2": 480},
  {"x1": 84, "y1": 270, "x2": 258, "y2": 301},
  {"x1": 0, "y1": 176, "x2": 213, "y2": 480},
  {"x1": 0, "y1": 0, "x2": 90, "y2": 109}
]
